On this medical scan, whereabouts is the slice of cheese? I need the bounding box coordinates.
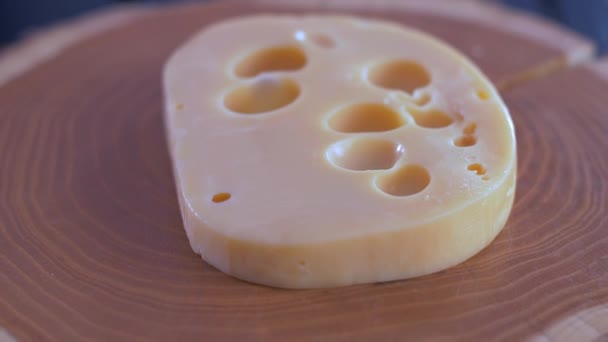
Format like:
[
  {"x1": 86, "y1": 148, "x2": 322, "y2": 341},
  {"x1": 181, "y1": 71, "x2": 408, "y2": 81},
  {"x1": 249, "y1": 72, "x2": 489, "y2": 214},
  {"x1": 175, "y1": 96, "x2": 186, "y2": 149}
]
[{"x1": 163, "y1": 15, "x2": 516, "y2": 288}]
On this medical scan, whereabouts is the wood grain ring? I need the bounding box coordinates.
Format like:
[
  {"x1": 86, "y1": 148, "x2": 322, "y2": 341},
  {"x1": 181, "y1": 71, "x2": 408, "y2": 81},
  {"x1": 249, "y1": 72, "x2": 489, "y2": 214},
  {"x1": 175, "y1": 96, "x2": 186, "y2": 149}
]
[{"x1": 0, "y1": 1, "x2": 606, "y2": 341}]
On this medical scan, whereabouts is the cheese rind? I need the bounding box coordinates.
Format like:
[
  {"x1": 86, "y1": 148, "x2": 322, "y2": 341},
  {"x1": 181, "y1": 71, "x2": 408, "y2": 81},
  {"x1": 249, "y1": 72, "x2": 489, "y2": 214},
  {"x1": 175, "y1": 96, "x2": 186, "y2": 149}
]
[{"x1": 163, "y1": 15, "x2": 516, "y2": 288}]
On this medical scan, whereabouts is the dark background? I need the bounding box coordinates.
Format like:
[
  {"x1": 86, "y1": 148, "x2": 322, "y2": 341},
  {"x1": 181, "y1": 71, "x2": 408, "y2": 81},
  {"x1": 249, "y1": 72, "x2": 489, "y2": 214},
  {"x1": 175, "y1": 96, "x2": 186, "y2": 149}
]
[{"x1": 0, "y1": 0, "x2": 607, "y2": 55}]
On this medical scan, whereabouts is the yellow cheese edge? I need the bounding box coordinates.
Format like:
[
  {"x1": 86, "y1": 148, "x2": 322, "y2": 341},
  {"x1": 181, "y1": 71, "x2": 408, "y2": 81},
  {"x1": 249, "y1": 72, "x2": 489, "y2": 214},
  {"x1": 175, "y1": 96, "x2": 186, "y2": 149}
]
[{"x1": 174, "y1": 167, "x2": 514, "y2": 288}]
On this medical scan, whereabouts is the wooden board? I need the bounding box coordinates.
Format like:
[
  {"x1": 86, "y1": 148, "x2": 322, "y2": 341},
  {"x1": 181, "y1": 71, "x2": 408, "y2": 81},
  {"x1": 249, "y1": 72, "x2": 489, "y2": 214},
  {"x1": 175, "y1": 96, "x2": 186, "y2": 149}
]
[{"x1": 1, "y1": 1, "x2": 606, "y2": 341}]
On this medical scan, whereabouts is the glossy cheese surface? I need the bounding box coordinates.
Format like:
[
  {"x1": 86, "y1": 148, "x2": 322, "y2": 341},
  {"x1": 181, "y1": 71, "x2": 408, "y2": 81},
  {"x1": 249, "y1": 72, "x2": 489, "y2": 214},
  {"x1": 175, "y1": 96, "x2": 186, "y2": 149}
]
[{"x1": 163, "y1": 15, "x2": 516, "y2": 288}]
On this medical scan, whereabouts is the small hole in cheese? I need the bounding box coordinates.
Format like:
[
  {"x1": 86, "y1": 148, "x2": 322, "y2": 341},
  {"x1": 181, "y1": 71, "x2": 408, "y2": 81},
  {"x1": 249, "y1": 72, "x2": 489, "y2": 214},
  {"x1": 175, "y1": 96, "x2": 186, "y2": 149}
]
[
  {"x1": 409, "y1": 108, "x2": 454, "y2": 128},
  {"x1": 212, "y1": 192, "x2": 231, "y2": 203},
  {"x1": 328, "y1": 103, "x2": 404, "y2": 133},
  {"x1": 477, "y1": 90, "x2": 490, "y2": 100},
  {"x1": 376, "y1": 164, "x2": 430, "y2": 197},
  {"x1": 223, "y1": 77, "x2": 300, "y2": 114},
  {"x1": 368, "y1": 60, "x2": 430, "y2": 94},
  {"x1": 326, "y1": 138, "x2": 404, "y2": 171},
  {"x1": 467, "y1": 163, "x2": 486, "y2": 175},
  {"x1": 463, "y1": 122, "x2": 477, "y2": 135},
  {"x1": 454, "y1": 135, "x2": 477, "y2": 147},
  {"x1": 309, "y1": 33, "x2": 335, "y2": 48},
  {"x1": 235, "y1": 46, "x2": 307, "y2": 78}
]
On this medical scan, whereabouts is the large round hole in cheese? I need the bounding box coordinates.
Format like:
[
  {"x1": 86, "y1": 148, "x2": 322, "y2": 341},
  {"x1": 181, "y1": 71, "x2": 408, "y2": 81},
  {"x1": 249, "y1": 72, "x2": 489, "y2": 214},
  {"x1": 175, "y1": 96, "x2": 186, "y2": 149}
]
[{"x1": 163, "y1": 15, "x2": 517, "y2": 289}]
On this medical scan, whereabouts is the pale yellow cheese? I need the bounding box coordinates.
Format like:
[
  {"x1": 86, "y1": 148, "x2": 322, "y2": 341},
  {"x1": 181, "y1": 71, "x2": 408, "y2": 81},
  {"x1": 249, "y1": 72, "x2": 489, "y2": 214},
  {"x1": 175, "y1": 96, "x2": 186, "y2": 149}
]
[{"x1": 163, "y1": 15, "x2": 516, "y2": 288}]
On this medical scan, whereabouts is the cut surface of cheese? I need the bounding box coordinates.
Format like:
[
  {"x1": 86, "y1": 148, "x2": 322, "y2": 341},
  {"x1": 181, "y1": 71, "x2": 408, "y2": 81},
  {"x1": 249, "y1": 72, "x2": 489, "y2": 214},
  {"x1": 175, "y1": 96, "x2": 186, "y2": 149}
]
[{"x1": 163, "y1": 15, "x2": 517, "y2": 288}]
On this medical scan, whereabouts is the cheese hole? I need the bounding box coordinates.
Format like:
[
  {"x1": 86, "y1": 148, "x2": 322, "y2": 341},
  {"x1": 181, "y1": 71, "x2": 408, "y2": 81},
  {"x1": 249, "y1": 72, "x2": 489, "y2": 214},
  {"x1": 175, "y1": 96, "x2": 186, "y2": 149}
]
[
  {"x1": 368, "y1": 60, "x2": 431, "y2": 94},
  {"x1": 328, "y1": 103, "x2": 404, "y2": 133},
  {"x1": 235, "y1": 46, "x2": 307, "y2": 78},
  {"x1": 376, "y1": 164, "x2": 430, "y2": 196},
  {"x1": 409, "y1": 108, "x2": 454, "y2": 128},
  {"x1": 468, "y1": 163, "x2": 487, "y2": 175},
  {"x1": 477, "y1": 90, "x2": 490, "y2": 100},
  {"x1": 454, "y1": 135, "x2": 477, "y2": 147},
  {"x1": 463, "y1": 122, "x2": 477, "y2": 135},
  {"x1": 327, "y1": 138, "x2": 404, "y2": 171},
  {"x1": 212, "y1": 192, "x2": 231, "y2": 203},
  {"x1": 309, "y1": 33, "x2": 335, "y2": 48},
  {"x1": 224, "y1": 78, "x2": 300, "y2": 114}
]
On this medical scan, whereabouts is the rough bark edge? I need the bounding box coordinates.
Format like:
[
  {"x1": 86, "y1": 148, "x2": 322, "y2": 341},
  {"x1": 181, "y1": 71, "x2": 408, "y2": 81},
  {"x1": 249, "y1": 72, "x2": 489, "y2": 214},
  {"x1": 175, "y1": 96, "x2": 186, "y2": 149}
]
[
  {"x1": 587, "y1": 57, "x2": 608, "y2": 82},
  {"x1": 0, "y1": 328, "x2": 16, "y2": 342},
  {"x1": 528, "y1": 304, "x2": 608, "y2": 342},
  {"x1": 0, "y1": 4, "x2": 153, "y2": 87}
]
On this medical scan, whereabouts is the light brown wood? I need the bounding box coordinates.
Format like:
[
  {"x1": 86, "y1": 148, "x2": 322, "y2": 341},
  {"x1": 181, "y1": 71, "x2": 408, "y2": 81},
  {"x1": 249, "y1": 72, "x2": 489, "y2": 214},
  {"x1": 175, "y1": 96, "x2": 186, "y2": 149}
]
[
  {"x1": 501, "y1": 64, "x2": 608, "y2": 342},
  {"x1": 1, "y1": 1, "x2": 606, "y2": 341}
]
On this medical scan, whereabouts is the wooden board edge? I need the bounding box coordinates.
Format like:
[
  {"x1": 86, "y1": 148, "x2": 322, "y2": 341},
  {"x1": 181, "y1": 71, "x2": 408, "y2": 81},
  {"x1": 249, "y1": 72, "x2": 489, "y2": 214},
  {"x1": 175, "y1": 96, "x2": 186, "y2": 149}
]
[
  {"x1": 0, "y1": 328, "x2": 17, "y2": 342},
  {"x1": 250, "y1": 0, "x2": 595, "y2": 66},
  {"x1": 248, "y1": 0, "x2": 594, "y2": 91},
  {"x1": 0, "y1": 0, "x2": 595, "y2": 91},
  {"x1": 527, "y1": 304, "x2": 608, "y2": 342},
  {"x1": 0, "y1": 4, "x2": 153, "y2": 87},
  {"x1": 469, "y1": 0, "x2": 595, "y2": 66},
  {"x1": 586, "y1": 57, "x2": 608, "y2": 83}
]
